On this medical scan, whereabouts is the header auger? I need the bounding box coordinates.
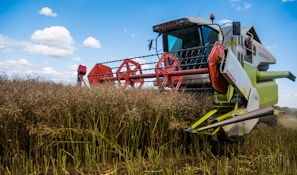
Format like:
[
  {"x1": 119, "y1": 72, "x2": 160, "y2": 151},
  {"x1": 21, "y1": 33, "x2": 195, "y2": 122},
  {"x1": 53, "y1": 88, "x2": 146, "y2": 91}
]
[{"x1": 77, "y1": 14, "x2": 295, "y2": 138}]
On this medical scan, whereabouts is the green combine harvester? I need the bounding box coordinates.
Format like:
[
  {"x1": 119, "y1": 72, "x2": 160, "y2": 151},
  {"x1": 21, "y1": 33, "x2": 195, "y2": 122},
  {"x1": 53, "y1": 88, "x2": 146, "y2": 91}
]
[{"x1": 77, "y1": 14, "x2": 295, "y2": 138}]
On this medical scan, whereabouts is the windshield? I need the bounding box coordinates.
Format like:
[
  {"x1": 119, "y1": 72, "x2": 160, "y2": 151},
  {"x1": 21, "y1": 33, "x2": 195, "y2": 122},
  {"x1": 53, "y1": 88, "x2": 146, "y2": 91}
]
[
  {"x1": 162, "y1": 25, "x2": 218, "y2": 53},
  {"x1": 161, "y1": 25, "x2": 219, "y2": 70}
]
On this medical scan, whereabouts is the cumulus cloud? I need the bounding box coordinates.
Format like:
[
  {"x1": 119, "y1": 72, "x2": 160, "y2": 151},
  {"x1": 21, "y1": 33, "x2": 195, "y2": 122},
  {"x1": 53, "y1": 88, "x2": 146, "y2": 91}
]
[
  {"x1": 131, "y1": 57, "x2": 151, "y2": 71},
  {"x1": 42, "y1": 67, "x2": 60, "y2": 75},
  {"x1": 31, "y1": 26, "x2": 74, "y2": 48},
  {"x1": 39, "y1": 65, "x2": 80, "y2": 84},
  {"x1": 0, "y1": 58, "x2": 79, "y2": 84},
  {"x1": 19, "y1": 58, "x2": 29, "y2": 65},
  {"x1": 123, "y1": 29, "x2": 139, "y2": 38},
  {"x1": 73, "y1": 57, "x2": 81, "y2": 61},
  {"x1": 278, "y1": 93, "x2": 297, "y2": 108},
  {"x1": 243, "y1": 2, "x2": 252, "y2": 9},
  {"x1": 24, "y1": 26, "x2": 75, "y2": 57},
  {"x1": 230, "y1": 0, "x2": 252, "y2": 11},
  {"x1": 39, "y1": 7, "x2": 57, "y2": 17},
  {"x1": 0, "y1": 59, "x2": 31, "y2": 75},
  {"x1": 0, "y1": 59, "x2": 29, "y2": 66},
  {"x1": 0, "y1": 35, "x2": 20, "y2": 53},
  {"x1": 24, "y1": 43, "x2": 74, "y2": 57},
  {"x1": 0, "y1": 35, "x2": 10, "y2": 48},
  {"x1": 130, "y1": 33, "x2": 139, "y2": 38},
  {"x1": 82, "y1": 36, "x2": 101, "y2": 48}
]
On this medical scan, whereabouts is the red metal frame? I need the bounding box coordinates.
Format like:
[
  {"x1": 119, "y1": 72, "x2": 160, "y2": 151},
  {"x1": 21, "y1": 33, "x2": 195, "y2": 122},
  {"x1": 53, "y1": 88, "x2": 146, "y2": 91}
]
[
  {"x1": 116, "y1": 59, "x2": 144, "y2": 88},
  {"x1": 77, "y1": 65, "x2": 87, "y2": 84},
  {"x1": 77, "y1": 64, "x2": 87, "y2": 75},
  {"x1": 88, "y1": 64, "x2": 114, "y2": 86},
  {"x1": 208, "y1": 43, "x2": 229, "y2": 94},
  {"x1": 86, "y1": 53, "x2": 210, "y2": 91}
]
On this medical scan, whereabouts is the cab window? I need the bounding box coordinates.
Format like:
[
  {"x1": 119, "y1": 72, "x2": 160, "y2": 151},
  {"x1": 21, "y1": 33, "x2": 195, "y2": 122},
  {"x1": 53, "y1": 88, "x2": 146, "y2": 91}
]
[
  {"x1": 163, "y1": 26, "x2": 202, "y2": 52},
  {"x1": 201, "y1": 26, "x2": 218, "y2": 46}
]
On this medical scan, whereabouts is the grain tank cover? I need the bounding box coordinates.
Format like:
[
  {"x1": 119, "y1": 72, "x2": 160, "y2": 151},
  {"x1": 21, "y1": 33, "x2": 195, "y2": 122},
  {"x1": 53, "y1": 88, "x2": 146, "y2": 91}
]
[{"x1": 241, "y1": 26, "x2": 261, "y2": 44}]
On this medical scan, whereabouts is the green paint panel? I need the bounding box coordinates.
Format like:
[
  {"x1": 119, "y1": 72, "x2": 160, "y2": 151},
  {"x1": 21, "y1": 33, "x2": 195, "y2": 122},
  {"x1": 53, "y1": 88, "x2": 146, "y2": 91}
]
[
  {"x1": 243, "y1": 64, "x2": 257, "y2": 85},
  {"x1": 255, "y1": 81, "x2": 278, "y2": 107},
  {"x1": 244, "y1": 63, "x2": 279, "y2": 107},
  {"x1": 257, "y1": 71, "x2": 290, "y2": 81}
]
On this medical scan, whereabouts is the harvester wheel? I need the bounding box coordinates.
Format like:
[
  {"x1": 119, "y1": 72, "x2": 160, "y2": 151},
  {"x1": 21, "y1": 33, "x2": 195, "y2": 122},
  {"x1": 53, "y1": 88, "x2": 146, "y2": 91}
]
[
  {"x1": 155, "y1": 53, "x2": 183, "y2": 91},
  {"x1": 116, "y1": 59, "x2": 144, "y2": 89},
  {"x1": 258, "y1": 115, "x2": 278, "y2": 126}
]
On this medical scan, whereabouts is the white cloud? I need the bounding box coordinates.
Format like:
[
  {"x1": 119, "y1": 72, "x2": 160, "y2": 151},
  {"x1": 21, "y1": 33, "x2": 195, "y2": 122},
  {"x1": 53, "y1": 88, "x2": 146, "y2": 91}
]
[
  {"x1": 19, "y1": 58, "x2": 29, "y2": 65},
  {"x1": 235, "y1": 6, "x2": 242, "y2": 11},
  {"x1": 278, "y1": 93, "x2": 297, "y2": 108},
  {"x1": 24, "y1": 43, "x2": 74, "y2": 57},
  {"x1": 24, "y1": 26, "x2": 75, "y2": 57},
  {"x1": 0, "y1": 48, "x2": 13, "y2": 53},
  {"x1": 31, "y1": 26, "x2": 74, "y2": 48},
  {"x1": 0, "y1": 59, "x2": 31, "y2": 75},
  {"x1": 73, "y1": 57, "x2": 81, "y2": 61},
  {"x1": 42, "y1": 67, "x2": 60, "y2": 75},
  {"x1": 39, "y1": 7, "x2": 57, "y2": 17},
  {"x1": 0, "y1": 59, "x2": 30, "y2": 66},
  {"x1": 132, "y1": 57, "x2": 151, "y2": 70},
  {"x1": 123, "y1": 29, "x2": 139, "y2": 38},
  {"x1": 243, "y1": 2, "x2": 252, "y2": 9},
  {"x1": 40, "y1": 65, "x2": 80, "y2": 84},
  {"x1": 82, "y1": 36, "x2": 101, "y2": 48},
  {"x1": 130, "y1": 33, "x2": 139, "y2": 38},
  {"x1": 1, "y1": 27, "x2": 75, "y2": 57},
  {"x1": 230, "y1": 1, "x2": 252, "y2": 11},
  {"x1": 0, "y1": 35, "x2": 19, "y2": 52},
  {"x1": 0, "y1": 35, "x2": 10, "y2": 48},
  {"x1": 42, "y1": 60, "x2": 49, "y2": 64},
  {"x1": 0, "y1": 58, "x2": 79, "y2": 84},
  {"x1": 69, "y1": 64, "x2": 79, "y2": 70}
]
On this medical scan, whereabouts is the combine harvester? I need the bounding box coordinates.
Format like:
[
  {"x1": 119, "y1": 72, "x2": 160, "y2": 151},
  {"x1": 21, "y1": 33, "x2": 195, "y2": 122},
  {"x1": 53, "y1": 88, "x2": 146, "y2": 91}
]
[{"x1": 77, "y1": 14, "x2": 295, "y2": 138}]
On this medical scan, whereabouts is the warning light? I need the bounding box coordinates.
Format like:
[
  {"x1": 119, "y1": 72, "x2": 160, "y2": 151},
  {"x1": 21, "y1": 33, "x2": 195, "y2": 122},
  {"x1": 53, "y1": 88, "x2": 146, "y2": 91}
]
[{"x1": 210, "y1": 13, "x2": 215, "y2": 24}]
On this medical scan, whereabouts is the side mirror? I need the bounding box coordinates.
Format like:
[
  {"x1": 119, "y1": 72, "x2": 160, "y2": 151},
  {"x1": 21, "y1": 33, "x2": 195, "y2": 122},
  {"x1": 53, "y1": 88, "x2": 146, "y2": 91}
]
[
  {"x1": 148, "y1": 39, "x2": 153, "y2": 51},
  {"x1": 232, "y1": 22, "x2": 241, "y2": 35}
]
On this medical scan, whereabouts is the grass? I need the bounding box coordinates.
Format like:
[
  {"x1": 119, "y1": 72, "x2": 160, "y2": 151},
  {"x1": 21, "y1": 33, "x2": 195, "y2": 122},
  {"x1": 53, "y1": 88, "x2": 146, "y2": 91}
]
[{"x1": 0, "y1": 76, "x2": 297, "y2": 174}]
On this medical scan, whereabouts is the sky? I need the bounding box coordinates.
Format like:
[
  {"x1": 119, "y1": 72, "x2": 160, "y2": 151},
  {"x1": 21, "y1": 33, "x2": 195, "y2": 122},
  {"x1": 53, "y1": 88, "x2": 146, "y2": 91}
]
[{"x1": 0, "y1": 0, "x2": 297, "y2": 108}]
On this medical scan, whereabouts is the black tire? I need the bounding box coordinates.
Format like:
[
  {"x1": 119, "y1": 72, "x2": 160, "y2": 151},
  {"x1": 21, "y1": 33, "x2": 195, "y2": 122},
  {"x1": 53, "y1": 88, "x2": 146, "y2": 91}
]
[{"x1": 258, "y1": 114, "x2": 278, "y2": 126}]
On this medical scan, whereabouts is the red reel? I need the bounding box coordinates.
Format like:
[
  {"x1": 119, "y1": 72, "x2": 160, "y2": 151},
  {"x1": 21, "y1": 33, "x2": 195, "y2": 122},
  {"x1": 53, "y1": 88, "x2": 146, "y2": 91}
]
[
  {"x1": 155, "y1": 53, "x2": 183, "y2": 91},
  {"x1": 116, "y1": 59, "x2": 144, "y2": 89}
]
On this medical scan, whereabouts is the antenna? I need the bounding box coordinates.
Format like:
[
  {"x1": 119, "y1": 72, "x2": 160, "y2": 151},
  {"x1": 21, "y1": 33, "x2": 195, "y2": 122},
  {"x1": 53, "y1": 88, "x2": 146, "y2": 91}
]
[{"x1": 196, "y1": 2, "x2": 205, "y2": 16}]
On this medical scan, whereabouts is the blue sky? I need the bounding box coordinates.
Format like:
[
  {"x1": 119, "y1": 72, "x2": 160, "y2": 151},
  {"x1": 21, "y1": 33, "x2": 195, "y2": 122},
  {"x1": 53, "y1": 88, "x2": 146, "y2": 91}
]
[{"x1": 0, "y1": 0, "x2": 297, "y2": 108}]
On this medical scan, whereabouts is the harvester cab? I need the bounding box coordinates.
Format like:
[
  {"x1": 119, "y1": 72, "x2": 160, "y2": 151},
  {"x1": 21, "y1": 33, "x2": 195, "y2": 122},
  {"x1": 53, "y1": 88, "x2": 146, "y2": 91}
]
[{"x1": 77, "y1": 14, "x2": 295, "y2": 138}]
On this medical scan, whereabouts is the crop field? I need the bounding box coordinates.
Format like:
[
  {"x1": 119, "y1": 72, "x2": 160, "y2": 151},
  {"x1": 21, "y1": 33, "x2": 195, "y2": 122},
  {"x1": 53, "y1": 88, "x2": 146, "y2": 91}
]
[{"x1": 0, "y1": 76, "x2": 297, "y2": 174}]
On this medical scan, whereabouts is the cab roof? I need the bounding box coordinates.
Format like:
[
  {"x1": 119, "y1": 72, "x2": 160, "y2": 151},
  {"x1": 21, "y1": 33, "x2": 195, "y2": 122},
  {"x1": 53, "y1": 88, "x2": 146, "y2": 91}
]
[{"x1": 153, "y1": 16, "x2": 221, "y2": 33}]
